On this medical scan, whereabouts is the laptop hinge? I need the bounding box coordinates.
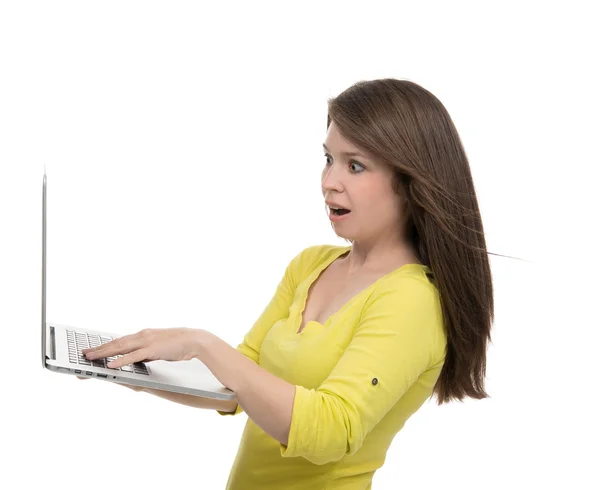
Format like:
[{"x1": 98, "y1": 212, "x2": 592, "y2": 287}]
[{"x1": 47, "y1": 325, "x2": 56, "y2": 360}]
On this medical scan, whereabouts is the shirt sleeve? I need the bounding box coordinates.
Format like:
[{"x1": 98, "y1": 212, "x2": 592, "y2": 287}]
[
  {"x1": 217, "y1": 245, "x2": 321, "y2": 416},
  {"x1": 279, "y1": 276, "x2": 442, "y2": 463}
]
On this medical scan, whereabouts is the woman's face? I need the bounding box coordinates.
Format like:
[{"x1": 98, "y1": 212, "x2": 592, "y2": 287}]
[{"x1": 321, "y1": 122, "x2": 407, "y2": 244}]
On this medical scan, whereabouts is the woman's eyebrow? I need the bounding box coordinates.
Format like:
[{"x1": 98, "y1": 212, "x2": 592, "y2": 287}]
[{"x1": 322, "y1": 143, "x2": 366, "y2": 158}]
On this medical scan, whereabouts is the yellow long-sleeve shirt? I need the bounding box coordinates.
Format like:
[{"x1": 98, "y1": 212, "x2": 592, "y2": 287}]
[{"x1": 216, "y1": 244, "x2": 447, "y2": 489}]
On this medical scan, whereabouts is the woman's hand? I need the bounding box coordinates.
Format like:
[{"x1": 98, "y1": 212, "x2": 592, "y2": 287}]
[{"x1": 82, "y1": 327, "x2": 204, "y2": 369}]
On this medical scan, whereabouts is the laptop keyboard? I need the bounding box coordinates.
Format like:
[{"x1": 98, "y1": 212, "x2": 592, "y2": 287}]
[{"x1": 66, "y1": 330, "x2": 149, "y2": 375}]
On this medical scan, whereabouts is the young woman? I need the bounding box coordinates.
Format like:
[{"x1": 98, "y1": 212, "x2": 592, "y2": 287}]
[{"x1": 82, "y1": 78, "x2": 493, "y2": 489}]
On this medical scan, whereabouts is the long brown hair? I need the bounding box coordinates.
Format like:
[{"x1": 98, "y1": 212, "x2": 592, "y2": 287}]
[{"x1": 327, "y1": 78, "x2": 502, "y2": 405}]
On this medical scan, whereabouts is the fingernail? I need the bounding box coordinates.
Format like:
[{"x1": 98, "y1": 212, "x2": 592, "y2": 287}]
[{"x1": 107, "y1": 362, "x2": 114, "y2": 368}]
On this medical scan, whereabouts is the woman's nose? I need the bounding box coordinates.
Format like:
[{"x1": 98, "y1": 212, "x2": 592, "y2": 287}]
[{"x1": 321, "y1": 164, "x2": 343, "y2": 190}]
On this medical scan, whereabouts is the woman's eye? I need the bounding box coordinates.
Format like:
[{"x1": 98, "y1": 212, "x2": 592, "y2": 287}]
[
  {"x1": 349, "y1": 161, "x2": 365, "y2": 173},
  {"x1": 323, "y1": 154, "x2": 364, "y2": 173}
]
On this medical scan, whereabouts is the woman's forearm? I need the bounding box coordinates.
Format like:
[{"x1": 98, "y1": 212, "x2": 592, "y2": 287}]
[{"x1": 193, "y1": 330, "x2": 295, "y2": 445}]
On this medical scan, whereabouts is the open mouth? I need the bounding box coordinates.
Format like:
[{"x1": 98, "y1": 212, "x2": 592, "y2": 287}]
[{"x1": 330, "y1": 207, "x2": 351, "y2": 216}]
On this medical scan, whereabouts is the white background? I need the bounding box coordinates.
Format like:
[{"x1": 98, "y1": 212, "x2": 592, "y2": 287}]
[{"x1": 1, "y1": 1, "x2": 598, "y2": 489}]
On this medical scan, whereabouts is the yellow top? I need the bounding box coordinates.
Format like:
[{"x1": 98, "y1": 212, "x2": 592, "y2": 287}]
[{"x1": 216, "y1": 244, "x2": 447, "y2": 489}]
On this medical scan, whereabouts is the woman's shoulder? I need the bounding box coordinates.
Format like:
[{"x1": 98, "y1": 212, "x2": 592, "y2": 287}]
[
  {"x1": 299, "y1": 243, "x2": 350, "y2": 265},
  {"x1": 298, "y1": 243, "x2": 350, "y2": 262},
  {"x1": 288, "y1": 243, "x2": 351, "y2": 280}
]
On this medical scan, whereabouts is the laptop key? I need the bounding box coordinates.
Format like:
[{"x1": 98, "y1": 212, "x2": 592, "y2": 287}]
[{"x1": 133, "y1": 364, "x2": 149, "y2": 375}]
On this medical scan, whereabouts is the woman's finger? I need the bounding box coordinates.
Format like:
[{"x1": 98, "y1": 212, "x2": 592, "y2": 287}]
[
  {"x1": 84, "y1": 333, "x2": 143, "y2": 360},
  {"x1": 106, "y1": 348, "x2": 151, "y2": 369},
  {"x1": 81, "y1": 340, "x2": 114, "y2": 358}
]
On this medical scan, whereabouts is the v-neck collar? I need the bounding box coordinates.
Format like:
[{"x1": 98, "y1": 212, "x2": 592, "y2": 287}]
[{"x1": 294, "y1": 246, "x2": 430, "y2": 335}]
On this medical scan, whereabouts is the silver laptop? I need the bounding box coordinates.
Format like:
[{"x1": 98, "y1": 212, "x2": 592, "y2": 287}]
[{"x1": 42, "y1": 170, "x2": 235, "y2": 400}]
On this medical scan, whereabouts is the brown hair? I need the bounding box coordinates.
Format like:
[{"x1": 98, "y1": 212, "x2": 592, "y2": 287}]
[{"x1": 327, "y1": 78, "x2": 504, "y2": 405}]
